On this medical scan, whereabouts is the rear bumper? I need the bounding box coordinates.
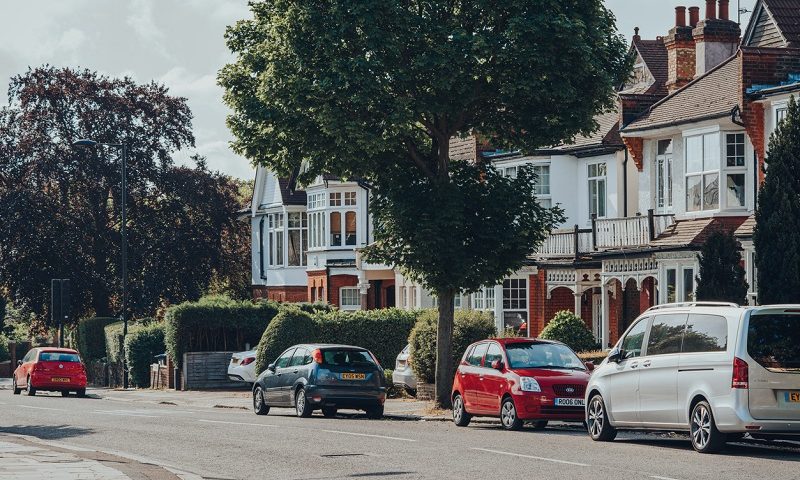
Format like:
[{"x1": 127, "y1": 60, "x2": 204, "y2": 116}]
[
  {"x1": 392, "y1": 370, "x2": 416, "y2": 390},
  {"x1": 714, "y1": 390, "x2": 800, "y2": 433},
  {"x1": 514, "y1": 393, "x2": 585, "y2": 421},
  {"x1": 305, "y1": 385, "x2": 386, "y2": 409},
  {"x1": 30, "y1": 374, "x2": 86, "y2": 390},
  {"x1": 227, "y1": 366, "x2": 256, "y2": 383}
]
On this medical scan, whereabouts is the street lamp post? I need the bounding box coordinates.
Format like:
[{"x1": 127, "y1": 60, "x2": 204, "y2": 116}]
[{"x1": 73, "y1": 139, "x2": 129, "y2": 389}]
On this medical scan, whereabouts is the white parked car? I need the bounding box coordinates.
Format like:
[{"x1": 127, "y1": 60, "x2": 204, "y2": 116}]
[
  {"x1": 228, "y1": 350, "x2": 257, "y2": 384},
  {"x1": 586, "y1": 302, "x2": 800, "y2": 453},
  {"x1": 392, "y1": 345, "x2": 416, "y2": 396}
]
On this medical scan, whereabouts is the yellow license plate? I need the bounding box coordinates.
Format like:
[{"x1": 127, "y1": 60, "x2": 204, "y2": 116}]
[
  {"x1": 341, "y1": 373, "x2": 365, "y2": 380},
  {"x1": 51, "y1": 377, "x2": 70, "y2": 383},
  {"x1": 788, "y1": 392, "x2": 800, "y2": 403}
]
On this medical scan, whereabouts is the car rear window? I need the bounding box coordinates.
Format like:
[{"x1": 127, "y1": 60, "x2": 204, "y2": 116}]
[
  {"x1": 748, "y1": 314, "x2": 800, "y2": 373},
  {"x1": 321, "y1": 349, "x2": 375, "y2": 367},
  {"x1": 39, "y1": 352, "x2": 80, "y2": 362}
]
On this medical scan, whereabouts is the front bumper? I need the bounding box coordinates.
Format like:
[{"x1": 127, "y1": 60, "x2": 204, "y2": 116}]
[
  {"x1": 305, "y1": 385, "x2": 386, "y2": 409},
  {"x1": 514, "y1": 393, "x2": 585, "y2": 421}
]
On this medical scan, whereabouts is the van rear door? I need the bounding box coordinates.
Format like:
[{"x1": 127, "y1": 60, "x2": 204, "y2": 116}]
[{"x1": 746, "y1": 309, "x2": 800, "y2": 420}]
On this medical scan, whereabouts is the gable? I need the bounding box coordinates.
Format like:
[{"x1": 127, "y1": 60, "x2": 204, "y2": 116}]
[
  {"x1": 745, "y1": 1, "x2": 787, "y2": 48},
  {"x1": 621, "y1": 51, "x2": 656, "y2": 94}
]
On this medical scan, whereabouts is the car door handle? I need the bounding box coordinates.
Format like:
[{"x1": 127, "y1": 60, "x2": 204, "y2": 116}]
[
  {"x1": 292, "y1": 370, "x2": 299, "y2": 374},
  {"x1": 630, "y1": 362, "x2": 639, "y2": 369},
  {"x1": 642, "y1": 360, "x2": 652, "y2": 368}
]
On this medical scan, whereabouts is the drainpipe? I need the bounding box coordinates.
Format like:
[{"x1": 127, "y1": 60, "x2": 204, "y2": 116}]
[{"x1": 623, "y1": 149, "x2": 629, "y2": 217}]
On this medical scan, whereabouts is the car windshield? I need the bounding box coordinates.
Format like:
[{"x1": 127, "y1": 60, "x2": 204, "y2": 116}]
[
  {"x1": 39, "y1": 352, "x2": 80, "y2": 362},
  {"x1": 322, "y1": 349, "x2": 375, "y2": 367},
  {"x1": 748, "y1": 314, "x2": 800, "y2": 373},
  {"x1": 505, "y1": 342, "x2": 585, "y2": 370}
]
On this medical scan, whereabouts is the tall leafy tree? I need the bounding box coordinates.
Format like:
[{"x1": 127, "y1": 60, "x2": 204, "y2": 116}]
[
  {"x1": 695, "y1": 231, "x2": 748, "y2": 305},
  {"x1": 754, "y1": 96, "x2": 800, "y2": 304},
  {"x1": 220, "y1": 0, "x2": 630, "y2": 405}
]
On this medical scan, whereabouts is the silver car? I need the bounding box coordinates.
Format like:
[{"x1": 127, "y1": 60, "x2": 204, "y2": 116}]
[
  {"x1": 586, "y1": 303, "x2": 800, "y2": 453},
  {"x1": 392, "y1": 345, "x2": 416, "y2": 396},
  {"x1": 228, "y1": 350, "x2": 257, "y2": 384}
]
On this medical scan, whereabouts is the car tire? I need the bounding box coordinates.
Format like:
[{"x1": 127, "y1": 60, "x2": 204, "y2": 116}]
[
  {"x1": 322, "y1": 407, "x2": 337, "y2": 418},
  {"x1": 12, "y1": 377, "x2": 20, "y2": 395},
  {"x1": 452, "y1": 393, "x2": 471, "y2": 427},
  {"x1": 500, "y1": 397, "x2": 523, "y2": 431},
  {"x1": 25, "y1": 377, "x2": 36, "y2": 397},
  {"x1": 532, "y1": 420, "x2": 548, "y2": 431},
  {"x1": 365, "y1": 405, "x2": 384, "y2": 420},
  {"x1": 61, "y1": 391, "x2": 69, "y2": 397},
  {"x1": 295, "y1": 387, "x2": 313, "y2": 418},
  {"x1": 253, "y1": 386, "x2": 270, "y2": 416},
  {"x1": 587, "y1": 394, "x2": 617, "y2": 442},
  {"x1": 76, "y1": 389, "x2": 86, "y2": 398},
  {"x1": 405, "y1": 388, "x2": 417, "y2": 397},
  {"x1": 690, "y1": 400, "x2": 726, "y2": 454}
]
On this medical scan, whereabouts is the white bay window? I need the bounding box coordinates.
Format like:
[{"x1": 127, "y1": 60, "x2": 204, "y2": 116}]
[
  {"x1": 685, "y1": 133, "x2": 720, "y2": 212},
  {"x1": 588, "y1": 163, "x2": 607, "y2": 218}
]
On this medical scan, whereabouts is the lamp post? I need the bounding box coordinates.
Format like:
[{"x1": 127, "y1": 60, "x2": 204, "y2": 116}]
[{"x1": 73, "y1": 139, "x2": 129, "y2": 389}]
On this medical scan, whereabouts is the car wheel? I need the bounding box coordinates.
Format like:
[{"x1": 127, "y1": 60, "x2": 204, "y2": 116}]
[
  {"x1": 25, "y1": 377, "x2": 36, "y2": 397},
  {"x1": 253, "y1": 386, "x2": 270, "y2": 416},
  {"x1": 587, "y1": 394, "x2": 617, "y2": 441},
  {"x1": 452, "y1": 393, "x2": 471, "y2": 427},
  {"x1": 500, "y1": 397, "x2": 523, "y2": 431},
  {"x1": 12, "y1": 377, "x2": 20, "y2": 395},
  {"x1": 322, "y1": 407, "x2": 337, "y2": 418},
  {"x1": 295, "y1": 388, "x2": 313, "y2": 418},
  {"x1": 532, "y1": 420, "x2": 548, "y2": 431},
  {"x1": 404, "y1": 388, "x2": 417, "y2": 397},
  {"x1": 61, "y1": 391, "x2": 69, "y2": 397},
  {"x1": 365, "y1": 405, "x2": 384, "y2": 419},
  {"x1": 76, "y1": 389, "x2": 86, "y2": 398},
  {"x1": 690, "y1": 400, "x2": 726, "y2": 453}
]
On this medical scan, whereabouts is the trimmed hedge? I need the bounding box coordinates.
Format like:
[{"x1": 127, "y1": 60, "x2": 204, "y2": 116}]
[
  {"x1": 255, "y1": 308, "x2": 316, "y2": 374},
  {"x1": 0, "y1": 335, "x2": 9, "y2": 362},
  {"x1": 125, "y1": 323, "x2": 166, "y2": 388},
  {"x1": 104, "y1": 322, "x2": 126, "y2": 363},
  {"x1": 409, "y1": 309, "x2": 496, "y2": 384},
  {"x1": 539, "y1": 310, "x2": 600, "y2": 352},
  {"x1": 165, "y1": 296, "x2": 281, "y2": 366},
  {"x1": 77, "y1": 317, "x2": 117, "y2": 361}
]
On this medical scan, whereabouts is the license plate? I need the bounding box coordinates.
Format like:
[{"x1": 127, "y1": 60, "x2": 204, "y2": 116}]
[
  {"x1": 555, "y1": 398, "x2": 585, "y2": 407},
  {"x1": 786, "y1": 392, "x2": 800, "y2": 403},
  {"x1": 341, "y1": 373, "x2": 365, "y2": 380},
  {"x1": 51, "y1": 377, "x2": 70, "y2": 383}
]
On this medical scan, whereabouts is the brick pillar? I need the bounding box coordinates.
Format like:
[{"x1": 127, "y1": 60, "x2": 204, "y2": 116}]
[{"x1": 529, "y1": 272, "x2": 546, "y2": 336}]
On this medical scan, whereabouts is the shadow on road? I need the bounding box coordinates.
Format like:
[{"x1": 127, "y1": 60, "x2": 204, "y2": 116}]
[
  {"x1": 615, "y1": 436, "x2": 800, "y2": 462},
  {"x1": 0, "y1": 424, "x2": 95, "y2": 440}
]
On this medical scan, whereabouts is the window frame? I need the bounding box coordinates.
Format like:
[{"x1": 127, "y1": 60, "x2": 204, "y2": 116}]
[
  {"x1": 588, "y1": 162, "x2": 607, "y2": 218},
  {"x1": 339, "y1": 287, "x2": 361, "y2": 311},
  {"x1": 684, "y1": 132, "x2": 720, "y2": 213},
  {"x1": 655, "y1": 139, "x2": 674, "y2": 212},
  {"x1": 682, "y1": 314, "x2": 729, "y2": 354},
  {"x1": 286, "y1": 211, "x2": 308, "y2": 267},
  {"x1": 723, "y1": 132, "x2": 748, "y2": 210}
]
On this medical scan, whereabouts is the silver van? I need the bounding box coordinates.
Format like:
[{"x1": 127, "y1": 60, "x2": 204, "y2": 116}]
[{"x1": 585, "y1": 302, "x2": 800, "y2": 453}]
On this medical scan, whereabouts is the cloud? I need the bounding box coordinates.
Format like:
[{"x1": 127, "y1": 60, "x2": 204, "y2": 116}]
[
  {"x1": 126, "y1": 0, "x2": 172, "y2": 59},
  {"x1": 158, "y1": 67, "x2": 219, "y2": 98}
]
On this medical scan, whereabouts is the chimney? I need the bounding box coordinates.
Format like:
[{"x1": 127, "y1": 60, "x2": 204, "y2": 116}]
[
  {"x1": 693, "y1": 0, "x2": 741, "y2": 76},
  {"x1": 665, "y1": 6, "x2": 696, "y2": 93},
  {"x1": 689, "y1": 6, "x2": 700, "y2": 27},
  {"x1": 633, "y1": 26, "x2": 641, "y2": 42}
]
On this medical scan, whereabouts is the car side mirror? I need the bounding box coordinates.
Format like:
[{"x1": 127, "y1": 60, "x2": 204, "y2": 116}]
[
  {"x1": 491, "y1": 359, "x2": 504, "y2": 370},
  {"x1": 17, "y1": 360, "x2": 22, "y2": 366},
  {"x1": 267, "y1": 363, "x2": 276, "y2": 372},
  {"x1": 607, "y1": 347, "x2": 622, "y2": 363},
  {"x1": 584, "y1": 362, "x2": 595, "y2": 372}
]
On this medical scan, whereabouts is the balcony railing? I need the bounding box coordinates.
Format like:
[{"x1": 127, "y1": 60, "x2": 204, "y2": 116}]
[{"x1": 536, "y1": 210, "x2": 675, "y2": 259}]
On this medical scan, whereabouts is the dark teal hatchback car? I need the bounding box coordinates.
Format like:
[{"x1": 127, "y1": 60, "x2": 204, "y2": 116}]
[{"x1": 252, "y1": 344, "x2": 386, "y2": 419}]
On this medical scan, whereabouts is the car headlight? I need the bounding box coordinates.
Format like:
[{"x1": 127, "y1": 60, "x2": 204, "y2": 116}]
[{"x1": 520, "y1": 377, "x2": 541, "y2": 392}]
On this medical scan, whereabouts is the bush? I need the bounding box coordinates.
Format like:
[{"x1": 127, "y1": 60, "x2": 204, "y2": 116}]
[
  {"x1": 255, "y1": 307, "x2": 316, "y2": 374},
  {"x1": 125, "y1": 323, "x2": 166, "y2": 388},
  {"x1": 0, "y1": 334, "x2": 9, "y2": 362},
  {"x1": 409, "y1": 309, "x2": 496, "y2": 384},
  {"x1": 293, "y1": 302, "x2": 333, "y2": 314},
  {"x1": 578, "y1": 350, "x2": 607, "y2": 364},
  {"x1": 539, "y1": 310, "x2": 599, "y2": 352},
  {"x1": 76, "y1": 317, "x2": 117, "y2": 361},
  {"x1": 384, "y1": 369, "x2": 403, "y2": 398},
  {"x1": 104, "y1": 322, "x2": 126, "y2": 363},
  {"x1": 165, "y1": 295, "x2": 280, "y2": 367},
  {"x1": 315, "y1": 309, "x2": 416, "y2": 369}
]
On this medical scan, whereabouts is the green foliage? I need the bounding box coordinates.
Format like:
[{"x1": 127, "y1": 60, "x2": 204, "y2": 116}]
[
  {"x1": 76, "y1": 317, "x2": 118, "y2": 361},
  {"x1": 315, "y1": 309, "x2": 416, "y2": 368},
  {"x1": 0, "y1": 334, "x2": 9, "y2": 362},
  {"x1": 755, "y1": 96, "x2": 800, "y2": 304},
  {"x1": 125, "y1": 323, "x2": 166, "y2": 388},
  {"x1": 539, "y1": 311, "x2": 599, "y2": 353},
  {"x1": 255, "y1": 308, "x2": 316, "y2": 374},
  {"x1": 409, "y1": 309, "x2": 496, "y2": 384},
  {"x1": 165, "y1": 296, "x2": 280, "y2": 366},
  {"x1": 104, "y1": 322, "x2": 126, "y2": 364},
  {"x1": 695, "y1": 231, "x2": 748, "y2": 305},
  {"x1": 577, "y1": 350, "x2": 607, "y2": 364},
  {"x1": 293, "y1": 302, "x2": 334, "y2": 314},
  {"x1": 0, "y1": 296, "x2": 6, "y2": 332},
  {"x1": 384, "y1": 369, "x2": 403, "y2": 399}
]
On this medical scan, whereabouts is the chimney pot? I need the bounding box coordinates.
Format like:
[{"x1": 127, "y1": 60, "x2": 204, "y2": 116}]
[
  {"x1": 689, "y1": 6, "x2": 700, "y2": 27},
  {"x1": 676, "y1": 6, "x2": 687, "y2": 27},
  {"x1": 719, "y1": 0, "x2": 730, "y2": 20},
  {"x1": 705, "y1": 0, "x2": 716, "y2": 20}
]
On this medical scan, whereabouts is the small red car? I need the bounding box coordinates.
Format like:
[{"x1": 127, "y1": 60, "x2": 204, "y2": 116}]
[
  {"x1": 451, "y1": 338, "x2": 592, "y2": 430},
  {"x1": 12, "y1": 348, "x2": 88, "y2": 397}
]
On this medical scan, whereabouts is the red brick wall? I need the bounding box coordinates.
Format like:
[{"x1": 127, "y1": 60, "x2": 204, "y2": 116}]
[
  {"x1": 544, "y1": 287, "x2": 576, "y2": 330},
  {"x1": 254, "y1": 286, "x2": 308, "y2": 303},
  {"x1": 327, "y1": 274, "x2": 358, "y2": 307},
  {"x1": 640, "y1": 277, "x2": 656, "y2": 313},
  {"x1": 307, "y1": 270, "x2": 327, "y2": 303},
  {"x1": 529, "y1": 272, "x2": 547, "y2": 335},
  {"x1": 580, "y1": 290, "x2": 594, "y2": 330},
  {"x1": 607, "y1": 280, "x2": 623, "y2": 347}
]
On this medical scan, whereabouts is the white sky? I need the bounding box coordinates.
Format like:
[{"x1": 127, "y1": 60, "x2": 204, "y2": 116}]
[{"x1": 0, "y1": 1, "x2": 755, "y2": 181}]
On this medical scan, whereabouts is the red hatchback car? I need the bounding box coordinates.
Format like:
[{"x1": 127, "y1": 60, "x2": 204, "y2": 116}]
[
  {"x1": 12, "y1": 348, "x2": 87, "y2": 397},
  {"x1": 451, "y1": 338, "x2": 592, "y2": 430}
]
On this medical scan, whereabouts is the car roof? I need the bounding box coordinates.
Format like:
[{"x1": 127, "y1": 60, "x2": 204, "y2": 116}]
[
  {"x1": 476, "y1": 338, "x2": 562, "y2": 347},
  {"x1": 36, "y1": 348, "x2": 79, "y2": 354},
  {"x1": 292, "y1": 344, "x2": 369, "y2": 350}
]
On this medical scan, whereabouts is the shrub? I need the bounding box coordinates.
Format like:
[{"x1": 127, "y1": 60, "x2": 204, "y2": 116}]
[
  {"x1": 104, "y1": 322, "x2": 126, "y2": 363},
  {"x1": 315, "y1": 309, "x2": 416, "y2": 368},
  {"x1": 165, "y1": 295, "x2": 280, "y2": 367},
  {"x1": 76, "y1": 317, "x2": 117, "y2": 361},
  {"x1": 0, "y1": 334, "x2": 9, "y2": 362},
  {"x1": 255, "y1": 307, "x2": 316, "y2": 374},
  {"x1": 409, "y1": 309, "x2": 496, "y2": 384},
  {"x1": 539, "y1": 310, "x2": 599, "y2": 352},
  {"x1": 293, "y1": 302, "x2": 333, "y2": 314},
  {"x1": 384, "y1": 369, "x2": 403, "y2": 398},
  {"x1": 125, "y1": 323, "x2": 166, "y2": 388},
  {"x1": 578, "y1": 350, "x2": 607, "y2": 364}
]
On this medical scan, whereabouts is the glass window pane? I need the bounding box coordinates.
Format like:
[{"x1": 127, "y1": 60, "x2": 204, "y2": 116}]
[
  {"x1": 748, "y1": 314, "x2": 800, "y2": 371},
  {"x1": 468, "y1": 343, "x2": 488, "y2": 366},
  {"x1": 686, "y1": 176, "x2": 702, "y2": 212},
  {"x1": 703, "y1": 173, "x2": 719, "y2": 210},
  {"x1": 621, "y1": 318, "x2": 648, "y2": 359},
  {"x1": 726, "y1": 174, "x2": 746, "y2": 208},
  {"x1": 646, "y1": 314, "x2": 687, "y2": 356},
  {"x1": 345, "y1": 211, "x2": 357, "y2": 246},
  {"x1": 485, "y1": 343, "x2": 503, "y2": 365},
  {"x1": 703, "y1": 133, "x2": 720, "y2": 170},
  {"x1": 686, "y1": 136, "x2": 703, "y2": 173},
  {"x1": 683, "y1": 315, "x2": 728, "y2": 353},
  {"x1": 683, "y1": 268, "x2": 694, "y2": 301},
  {"x1": 288, "y1": 229, "x2": 301, "y2": 266},
  {"x1": 330, "y1": 212, "x2": 341, "y2": 246},
  {"x1": 275, "y1": 232, "x2": 283, "y2": 266},
  {"x1": 667, "y1": 269, "x2": 677, "y2": 303},
  {"x1": 275, "y1": 348, "x2": 296, "y2": 368},
  {"x1": 658, "y1": 139, "x2": 673, "y2": 155}
]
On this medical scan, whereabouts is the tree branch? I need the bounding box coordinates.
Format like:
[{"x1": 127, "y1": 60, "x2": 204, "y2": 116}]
[{"x1": 404, "y1": 137, "x2": 436, "y2": 179}]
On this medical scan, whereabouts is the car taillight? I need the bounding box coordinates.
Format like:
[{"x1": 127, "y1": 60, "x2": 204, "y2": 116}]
[
  {"x1": 732, "y1": 357, "x2": 749, "y2": 389},
  {"x1": 312, "y1": 349, "x2": 323, "y2": 364},
  {"x1": 240, "y1": 357, "x2": 255, "y2": 366}
]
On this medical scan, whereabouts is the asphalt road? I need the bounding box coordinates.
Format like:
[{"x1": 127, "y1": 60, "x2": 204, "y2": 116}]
[{"x1": 2, "y1": 389, "x2": 800, "y2": 480}]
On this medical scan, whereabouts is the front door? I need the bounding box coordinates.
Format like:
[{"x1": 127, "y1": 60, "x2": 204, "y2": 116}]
[
  {"x1": 603, "y1": 318, "x2": 649, "y2": 425},
  {"x1": 638, "y1": 314, "x2": 687, "y2": 427}
]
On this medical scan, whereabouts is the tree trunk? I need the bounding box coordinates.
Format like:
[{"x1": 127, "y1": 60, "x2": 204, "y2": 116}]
[{"x1": 434, "y1": 288, "x2": 455, "y2": 408}]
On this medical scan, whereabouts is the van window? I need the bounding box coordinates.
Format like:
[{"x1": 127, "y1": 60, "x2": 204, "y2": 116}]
[
  {"x1": 748, "y1": 314, "x2": 800, "y2": 372},
  {"x1": 468, "y1": 343, "x2": 488, "y2": 366},
  {"x1": 682, "y1": 314, "x2": 727, "y2": 353},
  {"x1": 621, "y1": 319, "x2": 648, "y2": 359},
  {"x1": 646, "y1": 314, "x2": 687, "y2": 356}
]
